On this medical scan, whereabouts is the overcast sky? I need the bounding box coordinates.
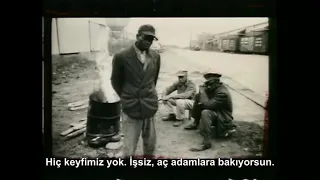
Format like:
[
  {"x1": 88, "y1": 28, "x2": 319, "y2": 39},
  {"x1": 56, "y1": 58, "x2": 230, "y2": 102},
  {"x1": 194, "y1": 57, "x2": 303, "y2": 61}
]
[{"x1": 124, "y1": 18, "x2": 268, "y2": 47}]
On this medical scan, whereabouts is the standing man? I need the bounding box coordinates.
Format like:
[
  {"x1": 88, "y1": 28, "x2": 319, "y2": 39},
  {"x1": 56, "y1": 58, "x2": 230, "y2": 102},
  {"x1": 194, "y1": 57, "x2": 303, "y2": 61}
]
[
  {"x1": 111, "y1": 24, "x2": 161, "y2": 158},
  {"x1": 161, "y1": 71, "x2": 196, "y2": 127},
  {"x1": 187, "y1": 72, "x2": 236, "y2": 151}
]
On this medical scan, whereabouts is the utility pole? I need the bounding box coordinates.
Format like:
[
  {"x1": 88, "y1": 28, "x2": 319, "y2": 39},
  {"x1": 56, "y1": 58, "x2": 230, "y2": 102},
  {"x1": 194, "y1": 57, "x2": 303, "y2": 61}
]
[{"x1": 189, "y1": 31, "x2": 192, "y2": 49}]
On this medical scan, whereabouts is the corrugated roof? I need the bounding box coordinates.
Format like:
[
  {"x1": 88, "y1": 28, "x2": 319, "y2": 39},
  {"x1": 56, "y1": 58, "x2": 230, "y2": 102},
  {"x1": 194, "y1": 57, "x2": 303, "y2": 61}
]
[
  {"x1": 228, "y1": 28, "x2": 246, "y2": 35},
  {"x1": 250, "y1": 24, "x2": 268, "y2": 32},
  {"x1": 253, "y1": 26, "x2": 268, "y2": 31},
  {"x1": 227, "y1": 34, "x2": 240, "y2": 38},
  {"x1": 207, "y1": 38, "x2": 218, "y2": 43},
  {"x1": 243, "y1": 31, "x2": 266, "y2": 37}
]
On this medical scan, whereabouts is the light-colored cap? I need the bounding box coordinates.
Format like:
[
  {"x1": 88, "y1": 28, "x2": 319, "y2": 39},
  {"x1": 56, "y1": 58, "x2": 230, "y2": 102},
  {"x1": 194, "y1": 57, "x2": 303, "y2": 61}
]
[{"x1": 177, "y1": 70, "x2": 188, "y2": 77}]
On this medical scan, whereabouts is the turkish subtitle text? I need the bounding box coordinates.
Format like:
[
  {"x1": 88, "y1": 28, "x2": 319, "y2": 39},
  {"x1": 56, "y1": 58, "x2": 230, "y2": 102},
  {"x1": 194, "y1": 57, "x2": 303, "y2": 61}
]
[{"x1": 45, "y1": 157, "x2": 274, "y2": 168}]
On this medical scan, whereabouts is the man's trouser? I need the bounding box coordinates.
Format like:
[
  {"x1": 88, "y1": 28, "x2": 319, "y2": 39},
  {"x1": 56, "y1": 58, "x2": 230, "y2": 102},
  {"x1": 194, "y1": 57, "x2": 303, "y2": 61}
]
[
  {"x1": 164, "y1": 99, "x2": 194, "y2": 120},
  {"x1": 122, "y1": 112, "x2": 156, "y2": 157},
  {"x1": 198, "y1": 110, "x2": 217, "y2": 138},
  {"x1": 191, "y1": 102, "x2": 202, "y2": 125}
]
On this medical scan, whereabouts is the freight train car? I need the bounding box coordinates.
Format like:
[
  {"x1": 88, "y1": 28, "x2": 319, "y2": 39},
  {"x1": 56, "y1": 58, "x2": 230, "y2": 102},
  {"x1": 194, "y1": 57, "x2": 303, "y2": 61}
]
[
  {"x1": 217, "y1": 39, "x2": 222, "y2": 51},
  {"x1": 239, "y1": 28, "x2": 268, "y2": 54},
  {"x1": 221, "y1": 38, "x2": 229, "y2": 52},
  {"x1": 220, "y1": 35, "x2": 242, "y2": 53},
  {"x1": 227, "y1": 35, "x2": 241, "y2": 52},
  {"x1": 253, "y1": 31, "x2": 268, "y2": 54},
  {"x1": 239, "y1": 36, "x2": 255, "y2": 53}
]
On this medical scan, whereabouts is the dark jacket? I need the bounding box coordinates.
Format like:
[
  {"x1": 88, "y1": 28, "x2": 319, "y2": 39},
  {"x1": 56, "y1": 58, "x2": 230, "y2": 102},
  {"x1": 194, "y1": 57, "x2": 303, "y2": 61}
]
[
  {"x1": 193, "y1": 83, "x2": 234, "y2": 137},
  {"x1": 111, "y1": 45, "x2": 161, "y2": 119},
  {"x1": 163, "y1": 80, "x2": 196, "y2": 99}
]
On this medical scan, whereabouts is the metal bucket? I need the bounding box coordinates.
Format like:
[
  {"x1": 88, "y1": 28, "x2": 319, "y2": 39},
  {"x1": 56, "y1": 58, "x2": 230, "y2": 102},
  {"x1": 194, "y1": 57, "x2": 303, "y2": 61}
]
[{"x1": 86, "y1": 98, "x2": 121, "y2": 147}]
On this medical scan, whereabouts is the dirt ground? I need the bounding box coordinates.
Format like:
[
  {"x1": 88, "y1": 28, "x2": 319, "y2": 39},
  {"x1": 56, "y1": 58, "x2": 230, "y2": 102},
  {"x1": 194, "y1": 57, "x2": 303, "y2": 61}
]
[
  {"x1": 51, "y1": 49, "x2": 266, "y2": 158},
  {"x1": 172, "y1": 49, "x2": 269, "y2": 97}
]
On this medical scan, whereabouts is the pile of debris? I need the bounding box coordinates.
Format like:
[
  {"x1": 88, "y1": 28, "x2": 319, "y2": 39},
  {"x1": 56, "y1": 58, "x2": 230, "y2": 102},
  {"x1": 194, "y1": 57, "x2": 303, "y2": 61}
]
[
  {"x1": 61, "y1": 100, "x2": 123, "y2": 140},
  {"x1": 60, "y1": 116, "x2": 87, "y2": 140},
  {"x1": 60, "y1": 110, "x2": 124, "y2": 156}
]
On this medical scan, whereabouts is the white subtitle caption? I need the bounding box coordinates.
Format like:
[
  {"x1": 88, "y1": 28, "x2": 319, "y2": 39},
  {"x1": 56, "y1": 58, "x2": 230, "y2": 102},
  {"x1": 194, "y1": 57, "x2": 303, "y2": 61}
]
[
  {"x1": 45, "y1": 158, "x2": 126, "y2": 168},
  {"x1": 45, "y1": 157, "x2": 274, "y2": 168}
]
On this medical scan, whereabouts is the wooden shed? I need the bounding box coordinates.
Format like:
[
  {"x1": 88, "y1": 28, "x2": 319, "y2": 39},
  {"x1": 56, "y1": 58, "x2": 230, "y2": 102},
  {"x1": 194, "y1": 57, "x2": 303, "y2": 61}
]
[{"x1": 51, "y1": 18, "x2": 110, "y2": 55}]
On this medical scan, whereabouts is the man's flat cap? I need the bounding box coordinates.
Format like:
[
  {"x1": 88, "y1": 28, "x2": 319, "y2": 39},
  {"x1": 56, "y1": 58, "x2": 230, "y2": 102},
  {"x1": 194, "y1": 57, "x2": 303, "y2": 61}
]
[
  {"x1": 138, "y1": 24, "x2": 158, "y2": 40},
  {"x1": 203, "y1": 72, "x2": 222, "y2": 78},
  {"x1": 177, "y1": 70, "x2": 188, "y2": 76},
  {"x1": 203, "y1": 72, "x2": 222, "y2": 82}
]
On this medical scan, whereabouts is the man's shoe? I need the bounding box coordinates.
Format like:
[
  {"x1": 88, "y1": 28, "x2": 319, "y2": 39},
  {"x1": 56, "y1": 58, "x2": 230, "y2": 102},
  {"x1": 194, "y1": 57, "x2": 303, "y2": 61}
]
[
  {"x1": 222, "y1": 128, "x2": 236, "y2": 137},
  {"x1": 162, "y1": 114, "x2": 176, "y2": 121},
  {"x1": 109, "y1": 134, "x2": 121, "y2": 142},
  {"x1": 189, "y1": 143, "x2": 212, "y2": 152},
  {"x1": 173, "y1": 120, "x2": 183, "y2": 127},
  {"x1": 184, "y1": 123, "x2": 198, "y2": 130}
]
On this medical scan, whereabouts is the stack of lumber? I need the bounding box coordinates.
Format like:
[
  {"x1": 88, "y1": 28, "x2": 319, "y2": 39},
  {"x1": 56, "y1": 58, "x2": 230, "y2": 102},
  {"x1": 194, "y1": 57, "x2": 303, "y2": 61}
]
[
  {"x1": 60, "y1": 118, "x2": 87, "y2": 140},
  {"x1": 60, "y1": 116, "x2": 124, "y2": 141},
  {"x1": 68, "y1": 100, "x2": 88, "y2": 111}
]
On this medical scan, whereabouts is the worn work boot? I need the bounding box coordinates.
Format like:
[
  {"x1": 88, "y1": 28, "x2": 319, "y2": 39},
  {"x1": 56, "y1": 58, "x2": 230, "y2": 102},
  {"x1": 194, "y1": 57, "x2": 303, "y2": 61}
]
[
  {"x1": 222, "y1": 128, "x2": 236, "y2": 138},
  {"x1": 162, "y1": 114, "x2": 176, "y2": 121},
  {"x1": 184, "y1": 123, "x2": 198, "y2": 130},
  {"x1": 109, "y1": 134, "x2": 121, "y2": 142},
  {"x1": 173, "y1": 119, "x2": 184, "y2": 127},
  {"x1": 189, "y1": 137, "x2": 212, "y2": 152}
]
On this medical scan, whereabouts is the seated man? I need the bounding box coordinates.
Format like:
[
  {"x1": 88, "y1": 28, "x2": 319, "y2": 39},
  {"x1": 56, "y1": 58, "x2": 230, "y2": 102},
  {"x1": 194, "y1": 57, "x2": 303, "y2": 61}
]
[
  {"x1": 161, "y1": 70, "x2": 197, "y2": 127},
  {"x1": 187, "y1": 72, "x2": 236, "y2": 151}
]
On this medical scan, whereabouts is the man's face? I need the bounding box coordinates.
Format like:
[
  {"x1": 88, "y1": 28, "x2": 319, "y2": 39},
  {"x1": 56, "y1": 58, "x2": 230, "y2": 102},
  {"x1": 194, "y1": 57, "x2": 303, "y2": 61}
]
[
  {"x1": 204, "y1": 79, "x2": 219, "y2": 92},
  {"x1": 136, "y1": 34, "x2": 154, "y2": 51},
  {"x1": 178, "y1": 75, "x2": 187, "y2": 84}
]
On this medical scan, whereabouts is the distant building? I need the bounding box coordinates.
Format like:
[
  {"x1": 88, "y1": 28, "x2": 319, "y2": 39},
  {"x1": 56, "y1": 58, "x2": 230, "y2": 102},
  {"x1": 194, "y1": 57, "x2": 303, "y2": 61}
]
[
  {"x1": 190, "y1": 40, "x2": 199, "y2": 47},
  {"x1": 51, "y1": 18, "x2": 110, "y2": 55},
  {"x1": 206, "y1": 38, "x2": 220, "y2": 51}
]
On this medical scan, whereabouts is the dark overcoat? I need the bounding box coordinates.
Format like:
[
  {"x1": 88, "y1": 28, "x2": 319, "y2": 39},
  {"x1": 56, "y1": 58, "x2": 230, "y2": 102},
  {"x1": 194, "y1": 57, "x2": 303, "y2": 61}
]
[
  {"x1": 111, "y1": 45, "x2": 161, "y2": 119},
  {"x1": 195, "y1": 83, "x2": 234, "y2": 137}
]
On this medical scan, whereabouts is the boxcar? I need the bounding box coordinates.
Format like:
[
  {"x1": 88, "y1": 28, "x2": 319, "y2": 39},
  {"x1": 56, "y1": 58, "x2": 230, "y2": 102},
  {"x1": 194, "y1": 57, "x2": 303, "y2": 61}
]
[
  {"x1": 217, "y1": 39, "x2": 222, "y2": 51},
  {"x1": 221, "y1": 35, "x2": 241, "y2": 52},
  {"x1": 212, "y1": 40, "x2": 219, "y2": 51},
  {"x1": 253, "y1": 31, "x2": 268, "y2": 54},
  {"x1": 240, "y1": 30, "x2": 268, "y2": 54},
  {"x1": 227, "y1": 36, "x2": 241, "y2": 52},
  {"x1": 239, "y1": 36, "x2": 255, "y2": 53},
  {"x1": 221, "y1": 38, "x2": 229, "y2": 52}
]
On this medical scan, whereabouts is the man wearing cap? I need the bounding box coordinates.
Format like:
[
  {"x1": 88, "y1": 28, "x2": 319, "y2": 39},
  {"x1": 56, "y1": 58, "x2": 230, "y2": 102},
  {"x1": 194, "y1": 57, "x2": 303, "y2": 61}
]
[
  {"x1": 186, "y1": 72, "x2": 236, "y2": 151},
  {"x1": 111, "y1": 24, "x2": 161, "y2": 158},
  {"x1": 161, "y1": 70, "x2": 196, "y2": 127}
]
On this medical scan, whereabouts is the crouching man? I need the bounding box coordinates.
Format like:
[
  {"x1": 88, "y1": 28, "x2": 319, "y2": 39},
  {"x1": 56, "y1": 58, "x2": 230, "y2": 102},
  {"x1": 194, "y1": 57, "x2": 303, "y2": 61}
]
[
  {"x1": 161, "y1": 70, "x2": 196, "y2": 127},
  {"x1": 187, "y1": 72, "x2": 236, "y2": 151}
]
